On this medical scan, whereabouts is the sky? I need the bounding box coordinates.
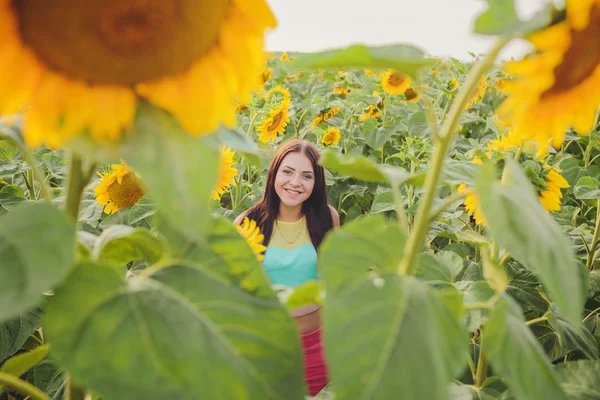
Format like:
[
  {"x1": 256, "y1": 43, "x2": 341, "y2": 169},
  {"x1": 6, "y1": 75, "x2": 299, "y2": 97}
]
[{"x1": 265, "y1": 0, "x2": 552, "y2": 61}]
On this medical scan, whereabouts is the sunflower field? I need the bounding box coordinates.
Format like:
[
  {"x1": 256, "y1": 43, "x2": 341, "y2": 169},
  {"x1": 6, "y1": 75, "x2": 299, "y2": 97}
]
[{"x1": 1, "y1": 1, "x2": 600, "y2": 399}]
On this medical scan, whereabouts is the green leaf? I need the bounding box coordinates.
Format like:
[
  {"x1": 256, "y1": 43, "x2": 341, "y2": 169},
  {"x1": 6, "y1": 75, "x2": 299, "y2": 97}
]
[
  {"x1": 545, "y1": 305, "x2": 598, "y2": 360},
  {"x1": 443, "y1": 160, "x2": 482, "y2": 186},
  {"x1": 407, "y1": 112, "x2": 430, "y2": 138},
  {"x1": 485, "y1": 296, "x2": 568, "y2": 400},
  {"x1": 0, "y1": 140, "x2": 18, "y2": 161},
  {"x1": 555, "y1": 360, "x2": 600, "y2": 399},
  {"x1": 320, "y1": 150, "x2": 414, "y2": 187},
  {"x1": 504, "y1": 263, "x2": 548, "y2": 315},
  {"x1": 0, "y1": 345, "x2": 48, "y2": 391},
  {"x1": 0, "y1": 309, "x2": 41, "y2": 363},
  {"x1": 456, "y1": 280, "x2": 495, "y2": 331},
  {"x1": 122, "y1": 103, "x2": 219, "y2": 242},
  {"x1": 92, "y1": 225, "x2": 168, "y2": 267},
  {"x1": 45, "y1": 261, "x2": 305, "y2": 400},
  {"x1": 282, "y1": 280, "x2": 323, "y2": 309},
  {"x1": 474, "y1": 0, "x2": 553, "y2": 37},
  {"x1": 476, "y1": 159, "x2": 584, "y2": 326},
  {"x1": 0, "y1": 202, "x2": 75, "y2": 321},
  {"x1": 29, "y1": 358, "x2": 65, "y2": 399},
  {"x1": 214, "y1": 126, "x2": 261, "y2": 166},
  {"x1": 319, "y1": 216, "x2": 467, "y2": 399},
  {"x1": 370, "y1": 191, "x2": 396, "y2": 214},
  {"x1": 365, "y1": 127, "x2": 394, "y2": 150},
  {"x1": 417, "y1": 251, "x2": 465, "y2": 284},
  {"x1": 574, "y1": 176, "x2": 600, "y2": 200},
  {"x1": 288, "y1": 44, "x2": 433, "y2": 78}
]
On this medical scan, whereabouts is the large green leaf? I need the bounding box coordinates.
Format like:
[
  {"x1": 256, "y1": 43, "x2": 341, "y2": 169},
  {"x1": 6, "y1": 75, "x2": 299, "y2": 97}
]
[
  {"x1": 29, "y1": 358, "x2": 65, "y2": 400},
  {"x1": 122, "y1": 103, "x2": 219, "y2": 242},
  {"x1": 442, "y1": 160, "x2": 481, "y2": 186},
  {"x1": 574, "y1": 176, "x2": 600, "y2": 200},
  {"x1": 484, "y1": 296, "x2": 568, "y2": 400},
  {"x1": 0, "y1": 202, "x2": 75, "y2": 321},
  {"x1": 0, "y1": 309, "x2": 41, "y2": 363},
  {"x1": 555, "y1": 360, "x2": 600, "y2": 399},
  {"x1": 416, "y1": 250, "x2": 465, "y2": 285},
  {"x1": 545, "y1": 305, "x2": 598, "y2": 360},
  {"x1": 92, "y1": 225, "x2": 168, "y2": 267},
  {"x1": 0, "y1": 344, "x2": 48, "y2": 391},
  {"x1": 320, "y1": 150, "x2": 416, "y2": 187},
  {"x1": 476, "y1": 160, "x2": 584, "y2": 326},
  {"x1": 288, "y1": 44, "x2": 433, "y2": 78},
  {"x1": 474, "y1": 0, "x2": 554, "y2": 37},
  {"x1": 45, "y1": 218, "x2": 305, "y2": 399},
  {"x1": 319, "y1": 216, "x2": 468, "y2": 399}
]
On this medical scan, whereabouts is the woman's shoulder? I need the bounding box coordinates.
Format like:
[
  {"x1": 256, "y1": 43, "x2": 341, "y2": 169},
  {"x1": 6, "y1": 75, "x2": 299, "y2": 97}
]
[{"x1": 328, "y1": 204, "x2": 340, "y2": 229}]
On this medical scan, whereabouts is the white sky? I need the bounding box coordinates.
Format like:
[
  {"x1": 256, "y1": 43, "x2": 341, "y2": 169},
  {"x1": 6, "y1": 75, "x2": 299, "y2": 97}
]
[{"x1": 265, "y1": 0, "x2": 552, "y2": 60}]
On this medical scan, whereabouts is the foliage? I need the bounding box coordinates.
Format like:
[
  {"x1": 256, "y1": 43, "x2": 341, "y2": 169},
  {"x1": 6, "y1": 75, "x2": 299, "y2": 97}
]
[{"x1": 1, "y1": 1, "x2": 600, "y2": 399}]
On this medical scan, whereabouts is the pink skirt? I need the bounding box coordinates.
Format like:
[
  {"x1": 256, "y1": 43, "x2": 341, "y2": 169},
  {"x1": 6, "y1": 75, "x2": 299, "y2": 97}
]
[{"x1": 300, "y1": 326, "x2": 329, "y2": 396}]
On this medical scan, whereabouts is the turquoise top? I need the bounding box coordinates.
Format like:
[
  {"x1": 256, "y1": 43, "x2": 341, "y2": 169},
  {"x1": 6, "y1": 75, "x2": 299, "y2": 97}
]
[{"x1": 262, "y1": 217, "x2": 318, "y2": 288}]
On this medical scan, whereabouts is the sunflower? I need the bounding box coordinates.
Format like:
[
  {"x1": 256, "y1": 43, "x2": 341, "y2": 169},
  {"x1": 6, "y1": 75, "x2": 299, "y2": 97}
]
[
  {"x1": 256, "y1": 98, "x2": 290, "y2": 143},
  {"x1": 94, "y1": 161, "x2": 145, "y2": 214},
  {"x1": 459, "y1": 161, "x2": 570, "y2": 225},
  {"x1": 266, "y1": 85, "x2": 291, "y2": 102},
  {"x1": 538, "y1": 165, "x2": 570, "y2": 212},
  {"x1": 321, "y1": 127, "x2": 341, "y2": 146},
  {"x1": 235, "y1": 103, "x2": 249, "y2": 112},
  {"x1": 332, "y1": 86, "x2": 351, "y2": 96},
  {"x1": 365, "y1": 69, "x2": 377, "y2": 77},
  {"x1": 404, "y1": 87, "x2": 420, "y2": 103},
  {"x1": 359, "y1": 105, "x2": 381, "y2": 122},
  {"x1": 236, "y1": 217, "x2": 267, "y2": 261},
  {"x1": 262, "y1": 67, "x2": 273, "y2": 84},
  {"x1": 211, "y1": 146, "x2": 238, "y2": 200},
  {"x1": 0, "y1": 0, "x2": 276, "y2": 148},
  {"x1": 497, "y1": 2, "x2": 600, "y2": 155},
  {"x1": 449, "y1": 78, "x2": 458, "y2": 90},
  {"x1": 466, "y1": 77, "x2": 488, "y2": 108},
  {"x1": 310, "y1": 106, "x2": 341, "y2": 129},
  {"x1": 280, "y1": 52, "x2": 292, "y2": 61},
  {"x1": 382, "y1": 70, "x2": 411, "y2": 94},
  {"x1": 458, "y1": 184, "x2": 487, "y2": 226}
]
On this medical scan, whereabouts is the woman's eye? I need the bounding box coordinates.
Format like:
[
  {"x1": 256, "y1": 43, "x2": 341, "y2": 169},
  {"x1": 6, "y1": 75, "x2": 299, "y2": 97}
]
[
  {"x1": 282, "y1": 169, "x2": 292, "y2": 175},
  {"x1": 303, "y1": 174, "x2": 313, "y2": 180}
]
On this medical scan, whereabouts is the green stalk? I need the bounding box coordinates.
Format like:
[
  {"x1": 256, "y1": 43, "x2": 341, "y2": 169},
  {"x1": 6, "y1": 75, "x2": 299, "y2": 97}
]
[
  {"x1": 65, "y1": 377, "x2": 86, "y2": 400},
  {"x1": 0, "y1": 128, "x2": 52, "y2": 202},
  {"x1": 64, "y1": 152, "x2": 95, "y2": 225},
  {"x1": 586, "y1": 198, "x2": 600, "y2": 270},
  {"x1": 21, "y1": 171, "x2": 35, "y2": 200},
  {"x1": 475, "y1": 346, "x2": 488, "y2": 388},
  {"x1": 398, "y1": 38, "x2": 509, "y2": 276},
  {"x1": 0, "y1": 372, "x2": 50, "y2": 400}
]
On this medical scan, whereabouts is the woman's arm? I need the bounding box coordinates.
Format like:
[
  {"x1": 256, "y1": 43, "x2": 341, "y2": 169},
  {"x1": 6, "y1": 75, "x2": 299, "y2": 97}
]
[
  {"x1": 233, "y1": 211, "x2": 248, "y2": 226},
  {"x1": 328, "y1": 204, "x2": 340, "y2": 229}
]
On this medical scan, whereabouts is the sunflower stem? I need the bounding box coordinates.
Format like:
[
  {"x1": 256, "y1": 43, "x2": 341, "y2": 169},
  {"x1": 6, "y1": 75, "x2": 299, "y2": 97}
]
[
  {"x1": 64, "y1": 152, "x2": 95, "y2": 225},
  {"x1": 586, "y1": 198, "x2": 600, "y2": 270},
  {"x1": 0, "y1": 127, "x2": 52, "y2": 202},
  {"x1": 0, "y1": 372, "x2": 50, "y2": 400},
  {"x1": 65, "y1": 377, "x2": 86, "y2": 400},
  {"x1": 398, "y1": 38, "x2": 510, "y2": 276},
  {"x1": 474, "y1": 345, "x2": 488, "y2": 388}
]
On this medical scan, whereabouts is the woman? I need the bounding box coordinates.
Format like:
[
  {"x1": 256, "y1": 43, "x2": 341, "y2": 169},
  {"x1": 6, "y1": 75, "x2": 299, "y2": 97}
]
[{"x1": 234, "y1": 138, "x2": 340, "y2": 396}]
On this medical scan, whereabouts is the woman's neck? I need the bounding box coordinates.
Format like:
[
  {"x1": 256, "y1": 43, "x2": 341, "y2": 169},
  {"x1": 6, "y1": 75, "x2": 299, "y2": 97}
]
[{"x1": 278, "y1": 203, "x2": 303, "y2": 222}]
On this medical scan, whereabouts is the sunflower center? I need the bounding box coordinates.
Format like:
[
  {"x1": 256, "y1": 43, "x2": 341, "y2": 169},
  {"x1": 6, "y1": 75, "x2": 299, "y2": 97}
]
[
  {"x1": 268, "y1": 111, "x2": 284, "y2": 130},
  {"x1": 14, "y1": 0, "x2": 230, "y2": 85},
  {"x1": 107, "y1": 173, "x2": 145, "y2": 209},
  {"x1": 404, "y1": 87, "x2": 418, "y2": 100},
  {"x1": 543, "y1": 5, "x2": 600, "y2": 97},
  {"x1": 389, "y1": 72, "x2": 406, "y2": 87}
]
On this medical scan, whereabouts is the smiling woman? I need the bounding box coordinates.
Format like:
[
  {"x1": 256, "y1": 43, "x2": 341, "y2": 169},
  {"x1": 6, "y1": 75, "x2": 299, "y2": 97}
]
[{"x1": 234, "y1": 138, "x2": 339, "y2": 396}]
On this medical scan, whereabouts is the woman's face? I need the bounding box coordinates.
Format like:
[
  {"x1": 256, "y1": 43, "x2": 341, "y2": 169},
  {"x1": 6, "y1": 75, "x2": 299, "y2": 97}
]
[{"x1": 274, "y1": 152, "x2": 315, "y2": 208}]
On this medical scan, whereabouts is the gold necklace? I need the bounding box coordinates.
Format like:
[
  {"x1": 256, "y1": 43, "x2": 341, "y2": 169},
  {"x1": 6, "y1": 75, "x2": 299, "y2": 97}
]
[{"x1": 276, "y1": 219, "x2": 305, "y2": 245}]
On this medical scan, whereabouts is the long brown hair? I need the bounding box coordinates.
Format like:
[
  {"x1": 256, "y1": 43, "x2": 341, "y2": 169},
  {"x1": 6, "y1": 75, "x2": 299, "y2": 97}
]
[{"x1": 242, "y1": 139, "x2": 333, "y2": 249}]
